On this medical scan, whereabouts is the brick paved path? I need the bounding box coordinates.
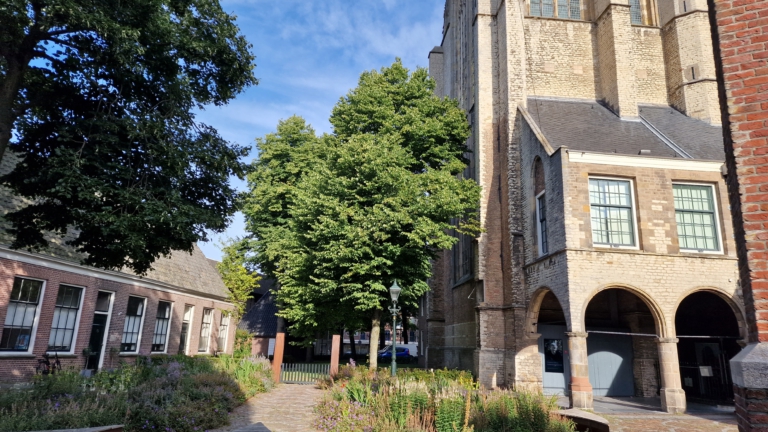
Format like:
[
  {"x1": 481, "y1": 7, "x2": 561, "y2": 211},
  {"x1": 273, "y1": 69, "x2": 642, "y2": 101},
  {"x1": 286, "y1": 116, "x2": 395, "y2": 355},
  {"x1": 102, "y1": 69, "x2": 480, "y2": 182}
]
[
  {"x1": 603, "y1": 414, "x2": 738, "y2": 432},
  {"x1": 211, "y1": 384, "x2": 323, "y2": 432}
]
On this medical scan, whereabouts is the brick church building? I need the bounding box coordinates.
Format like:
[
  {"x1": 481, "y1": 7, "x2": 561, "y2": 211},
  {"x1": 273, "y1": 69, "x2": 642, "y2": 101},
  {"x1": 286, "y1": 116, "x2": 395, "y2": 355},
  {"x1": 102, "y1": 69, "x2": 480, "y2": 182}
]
[{"x1": 419, "y1": 0, "x2": 747, "y2": 413}]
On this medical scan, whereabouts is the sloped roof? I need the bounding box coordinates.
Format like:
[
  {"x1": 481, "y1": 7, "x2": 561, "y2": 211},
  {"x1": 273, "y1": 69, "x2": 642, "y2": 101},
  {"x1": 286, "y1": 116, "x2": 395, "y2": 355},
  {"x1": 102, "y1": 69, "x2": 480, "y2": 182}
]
[
  {"x1": 238, "y1": 289, "x2": 278, "y2": 337},
  {"x1": 526, "y1": 97, "x2": 724, "y2": 161},
  {"x1": 0, "y1": 153, "x2": 228, "y2": 299}
]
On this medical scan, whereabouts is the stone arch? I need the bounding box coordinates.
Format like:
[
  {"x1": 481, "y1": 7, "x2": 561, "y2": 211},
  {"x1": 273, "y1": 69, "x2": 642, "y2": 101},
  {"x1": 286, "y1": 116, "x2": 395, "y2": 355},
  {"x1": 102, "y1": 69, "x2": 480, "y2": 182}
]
[
  {"x1": 526, "y1": 287, "x2": 570, "y2": 337},
  {"x1": 672, "y1": 286, "x2": 747, "y2": 340},
  {"x1": 578, "y1": 283, "x2": 668, "y2": 337}
]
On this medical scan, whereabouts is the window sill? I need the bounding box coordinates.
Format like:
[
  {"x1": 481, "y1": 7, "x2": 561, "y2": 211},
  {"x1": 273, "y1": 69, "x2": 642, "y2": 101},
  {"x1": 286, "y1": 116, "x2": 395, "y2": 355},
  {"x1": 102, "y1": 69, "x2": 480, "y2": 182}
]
[
  {"x1": 118, "y1": 353, "x2": 140, "y2": 357},
  {"x1": 452, "y1": 274, "x2": 474, "y2": 289},
  {"x1": 45, "y1": 353, "x2": 78, "y2": 358},
  {"x1": 0, "y1": 353, "x2": 35, "y2": 358},
  {"x1": 679, "y1": 249, "x2": 724, "y2": 256}
]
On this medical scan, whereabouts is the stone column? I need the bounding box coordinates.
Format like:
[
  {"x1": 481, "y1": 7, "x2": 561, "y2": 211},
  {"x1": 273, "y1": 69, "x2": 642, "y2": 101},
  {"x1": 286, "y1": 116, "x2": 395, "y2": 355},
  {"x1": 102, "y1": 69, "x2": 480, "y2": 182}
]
[
  {"x1": 567, "y1": 332, "x2": 593, "y2": 409},
  {"x1": 657, "y1": 337, "x2": 686, "y2": 414}
]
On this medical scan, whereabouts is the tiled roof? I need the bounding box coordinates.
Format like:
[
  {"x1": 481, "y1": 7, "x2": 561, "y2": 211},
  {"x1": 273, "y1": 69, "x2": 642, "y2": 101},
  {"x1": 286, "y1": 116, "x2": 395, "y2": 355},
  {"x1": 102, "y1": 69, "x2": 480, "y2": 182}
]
[
  {"x1": 526, "y1": 97, "x2": 725, "y2": 161},
  {"x1": 0, "y1": 153, "x2": 228, "y2": 299},
  {"x1": 238, "y1": 289, "x2": 278, "y2": 337}
]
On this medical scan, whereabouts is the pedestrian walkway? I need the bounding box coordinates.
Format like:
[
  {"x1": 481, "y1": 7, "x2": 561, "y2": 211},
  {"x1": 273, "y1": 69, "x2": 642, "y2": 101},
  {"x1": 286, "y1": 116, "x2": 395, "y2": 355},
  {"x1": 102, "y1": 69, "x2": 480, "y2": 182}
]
[{"x1": 211, "y1": 384, "x2": 323, "y2": 432}]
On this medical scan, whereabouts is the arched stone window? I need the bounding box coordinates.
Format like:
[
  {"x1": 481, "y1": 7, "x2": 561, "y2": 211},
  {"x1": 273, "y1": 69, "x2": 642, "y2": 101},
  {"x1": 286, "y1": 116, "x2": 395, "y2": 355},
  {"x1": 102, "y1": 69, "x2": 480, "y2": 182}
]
[{"x1": 533, "y1": 158, "x2": 548, "y2": 256}]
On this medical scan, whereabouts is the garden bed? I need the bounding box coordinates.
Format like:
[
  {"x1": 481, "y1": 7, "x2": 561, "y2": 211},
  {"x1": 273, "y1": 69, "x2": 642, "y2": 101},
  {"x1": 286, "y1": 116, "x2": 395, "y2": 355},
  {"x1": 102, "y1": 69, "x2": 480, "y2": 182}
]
[
  {"x1": 314, "y1": 367, "x2": 578, "y2": 432},
  {"x1": 0, "y1": 355, "x2": 273, "y2": 432}
]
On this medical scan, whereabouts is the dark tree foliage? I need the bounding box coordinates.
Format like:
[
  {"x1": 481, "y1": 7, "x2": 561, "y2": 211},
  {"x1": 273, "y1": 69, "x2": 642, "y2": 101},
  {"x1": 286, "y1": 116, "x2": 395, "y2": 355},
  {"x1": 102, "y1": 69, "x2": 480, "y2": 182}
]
[{"x1": 0, "y1": 0, "x2": 257, "y2": 273}]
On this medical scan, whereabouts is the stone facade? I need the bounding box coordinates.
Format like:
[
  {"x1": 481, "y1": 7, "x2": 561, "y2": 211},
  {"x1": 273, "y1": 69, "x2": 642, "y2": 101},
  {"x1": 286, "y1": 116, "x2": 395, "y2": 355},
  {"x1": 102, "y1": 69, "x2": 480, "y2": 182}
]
[
  {"x1": 423, "y1": 0, "x2": 744, "y2": 413},
  {"x1": 709, "y1": 0, "x2": 768, "y2": 430}
]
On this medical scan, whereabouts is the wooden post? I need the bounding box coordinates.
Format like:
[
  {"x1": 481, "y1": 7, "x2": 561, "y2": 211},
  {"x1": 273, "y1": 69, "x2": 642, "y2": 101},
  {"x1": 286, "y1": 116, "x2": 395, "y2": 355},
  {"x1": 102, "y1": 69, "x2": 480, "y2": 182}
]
[
  {"x1": 330, "y1": 334, "x2": 341, "y2": 377},
  {"x1": 272, "y1": 332, "x2": 285, "y2": 383}
]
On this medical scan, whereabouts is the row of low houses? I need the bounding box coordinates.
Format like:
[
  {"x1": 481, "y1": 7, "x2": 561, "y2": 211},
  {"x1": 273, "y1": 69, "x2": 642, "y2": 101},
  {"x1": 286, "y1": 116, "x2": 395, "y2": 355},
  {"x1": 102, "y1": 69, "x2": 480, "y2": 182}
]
[{"x1": 0, "y1": 155, "x2": 236, "y2": 382}]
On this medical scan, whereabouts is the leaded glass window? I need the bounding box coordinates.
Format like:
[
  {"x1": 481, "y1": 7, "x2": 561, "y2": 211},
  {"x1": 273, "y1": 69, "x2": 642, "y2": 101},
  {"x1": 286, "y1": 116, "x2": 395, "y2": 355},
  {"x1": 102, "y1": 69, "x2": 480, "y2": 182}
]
[
  {"x1": 538, "y1": 193, "x2": 549, "y2": 256},
  {"x1": 569, "y1": 0, "x2": 581, "y2": 19},
  {"x1": 178, "y1": 305, "x2": 193, "y2": 355},
  {"x1": 531, "y1": 0, "x2": 542, "y2": 16},
  {"x1": 1, "y1": 277, "x2": 43, "y2": 351},
  {"x1": 589, "y1": 179, "x2": 636, "y2": 247},
  {"x1": 542, "y1": 0, "x2": 555, "y2": 17},
  {"x1": 121, "y1": 296, "x2": 145, "y2": 352},
  {"x1": 48, "y1": 285, "x2": 83, "y2": 352},
  {"x1": 674, "y1": 184, "x2": 720, "y2": 251},
  {"x1": 630, "y1": 0, "x2": 643, "y2": 24},
  {"x1": 531, "y1": 0, "x2": 580, "y2": 19},
  {"x1": 151, "y1": 301, "x2": 172, "y2": 352},
  {"x1": 198, "y1": 308, "x2": 213, "y2": 353}
]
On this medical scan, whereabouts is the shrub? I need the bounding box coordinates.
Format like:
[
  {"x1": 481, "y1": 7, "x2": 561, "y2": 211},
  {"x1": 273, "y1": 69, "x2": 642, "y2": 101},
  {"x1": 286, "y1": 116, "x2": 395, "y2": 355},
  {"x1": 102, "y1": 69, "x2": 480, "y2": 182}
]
[{"x1": 0, "y1": 354, "x2": 274, "y2": 432}]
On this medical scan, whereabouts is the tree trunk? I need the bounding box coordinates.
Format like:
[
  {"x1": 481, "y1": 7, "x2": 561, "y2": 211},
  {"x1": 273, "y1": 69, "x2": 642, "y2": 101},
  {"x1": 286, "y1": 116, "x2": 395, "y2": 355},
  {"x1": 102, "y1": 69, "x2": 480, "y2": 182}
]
[
  {"x1": 349, "y1": 329, "x2": 357, "y2": 360},
  {"x1": 368, "y1": 310, "x2": 381, "y2": 370}
]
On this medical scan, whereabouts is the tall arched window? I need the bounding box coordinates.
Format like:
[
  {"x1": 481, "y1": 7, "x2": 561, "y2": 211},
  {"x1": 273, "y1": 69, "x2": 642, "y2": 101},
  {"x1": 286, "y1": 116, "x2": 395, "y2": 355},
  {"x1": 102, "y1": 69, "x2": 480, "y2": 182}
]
[
  {"x1": 533, "y1": 158, "x2": 548, "y2": 257},
  {"x1": 629, "y1": 0, "x2": 643, "y2": 24},
  {"x1": 530, "y1": 0, "x2": 581, "y2": 20}
]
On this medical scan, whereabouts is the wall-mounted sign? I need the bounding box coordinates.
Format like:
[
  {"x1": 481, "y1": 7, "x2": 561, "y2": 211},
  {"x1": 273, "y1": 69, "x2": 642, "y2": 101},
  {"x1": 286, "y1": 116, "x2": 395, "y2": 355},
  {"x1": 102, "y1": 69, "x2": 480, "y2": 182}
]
[
  {"x1": 544, "y1": 339, "x2": 564, "y2": 373},
  {"x1": 699, "y1": 366, "x2": 713, "y2": 377}
]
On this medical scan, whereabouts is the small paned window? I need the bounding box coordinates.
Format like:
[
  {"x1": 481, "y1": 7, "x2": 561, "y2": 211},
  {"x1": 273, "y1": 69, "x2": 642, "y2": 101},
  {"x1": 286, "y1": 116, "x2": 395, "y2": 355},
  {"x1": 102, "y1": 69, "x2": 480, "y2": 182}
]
[
  {"x1": 589, "y1": 179, "x2": 636, "y2": 247},
  {"x1": 151, "y1": 301, "x2": 172, "y2": 352},
  {"x1": 198, "y1": 308, "x2": 213, "y2": 353},
  {"x1": 121, "y1": 296, "x2": 145, "y2": 352},
  {"x1": 217, "y1": 313, "x2": 230, "y2": 351},
  {"x1": 537, "y1": 193, "x2": 549, "y2": 256},
  {"x1": 630, "y1": 0, "x2": 643, "y2": 24},
  {"x1": 674, "y1": 184, "x2": 720, "y2": 252},
  {"x1": 1, "y1": 277, "x2": 43, "y2": 351},
  {"x1": 48, "y1": 285, "x2": 84, "y2": 352},
  {"x1": 531, "y1": 0, "x2": 578, "y2": 18}
]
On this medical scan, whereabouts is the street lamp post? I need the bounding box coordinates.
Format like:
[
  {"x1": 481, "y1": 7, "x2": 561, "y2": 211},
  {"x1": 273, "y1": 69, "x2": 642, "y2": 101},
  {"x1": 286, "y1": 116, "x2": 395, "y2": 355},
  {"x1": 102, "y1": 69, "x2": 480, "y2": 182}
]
[{"x1": 388, "y1": 280, "x2": 401, "y2": 377}]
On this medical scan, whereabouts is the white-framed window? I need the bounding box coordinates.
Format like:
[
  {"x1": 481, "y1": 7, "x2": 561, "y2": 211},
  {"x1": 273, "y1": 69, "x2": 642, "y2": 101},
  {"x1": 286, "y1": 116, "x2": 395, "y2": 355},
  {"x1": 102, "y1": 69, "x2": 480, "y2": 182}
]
[
  {"x1": 198, "y1": 308, "x2": 213, "y2": 353},
  {"x1": 121, "y1": 296, "x2": 146, "y2": 353},
  {"x1": 1, "y1": 277, "x2": 46, "y2": 354},
  {"x1": 151, "y1": 301, "x2": 173, "y2": 353},
  {"x1": 530, "y1": 0, "x2": 581, "y2": 19},
  {"x1": 47, "y1": 284, "x2": 85, "y2": 353},
  {"x1": 179, "y1": 305, "x2": 194, "y2": 355},
  {"x1": 88, "y1": 291, "x2": 114, "y2": 370},
  {"x1": 673, "y1": 183, "x2": 722, "y2": 253},
  {"x1": 536, "y1": 191, "x2": 549, "y2": 256},
  {"x1": 217, "y1": 312, "x2": 230, "y2": 352},
  {"x1": 589, "y1": 178, "x2": 638, "y2": 248}
]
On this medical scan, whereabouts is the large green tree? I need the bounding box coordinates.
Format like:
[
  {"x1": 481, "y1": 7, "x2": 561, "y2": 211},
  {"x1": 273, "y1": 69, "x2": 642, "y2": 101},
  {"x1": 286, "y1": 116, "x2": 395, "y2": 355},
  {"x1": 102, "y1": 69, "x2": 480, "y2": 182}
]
[
  {"x1": 243, "y1": 61, "x2": 480, "y2": 368},
  {"x1": 0, "y1": 0, "x2": 256, "y2": 273}
]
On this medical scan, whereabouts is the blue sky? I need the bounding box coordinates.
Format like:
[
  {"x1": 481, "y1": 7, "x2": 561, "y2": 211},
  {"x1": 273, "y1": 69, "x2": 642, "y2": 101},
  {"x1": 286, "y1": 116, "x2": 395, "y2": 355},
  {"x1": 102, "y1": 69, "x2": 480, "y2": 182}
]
[{"x1": 197, "y1": 0, "x2": 445, "y2": 261}]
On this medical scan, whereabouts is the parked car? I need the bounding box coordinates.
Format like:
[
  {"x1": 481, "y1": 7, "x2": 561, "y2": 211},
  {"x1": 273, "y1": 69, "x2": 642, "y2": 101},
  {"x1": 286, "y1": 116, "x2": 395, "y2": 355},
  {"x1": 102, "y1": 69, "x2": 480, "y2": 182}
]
[{"x1": 377, "y1": 346, "x2": 412, "y2": 362}]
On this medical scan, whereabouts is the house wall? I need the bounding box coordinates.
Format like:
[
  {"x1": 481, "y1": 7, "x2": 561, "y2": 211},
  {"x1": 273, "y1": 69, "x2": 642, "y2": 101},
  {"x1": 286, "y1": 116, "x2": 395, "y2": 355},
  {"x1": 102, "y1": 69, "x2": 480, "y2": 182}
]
[{"x1": 0, "y1": 256, "x2": 235, "y2": 382}]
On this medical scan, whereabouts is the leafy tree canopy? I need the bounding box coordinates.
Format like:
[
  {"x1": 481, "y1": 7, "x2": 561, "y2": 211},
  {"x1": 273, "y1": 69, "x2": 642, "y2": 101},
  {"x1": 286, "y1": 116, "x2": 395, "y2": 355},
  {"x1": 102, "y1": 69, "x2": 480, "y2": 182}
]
[
  {"x1": 0, "y1": 0, "x2": 257, "y2": 273},
  {"x1": 217, "y1": 238, "x2": 260, "y2": 323},
  {"x1": 243, "y1": 60, "x2": 480, "y2": 343}
]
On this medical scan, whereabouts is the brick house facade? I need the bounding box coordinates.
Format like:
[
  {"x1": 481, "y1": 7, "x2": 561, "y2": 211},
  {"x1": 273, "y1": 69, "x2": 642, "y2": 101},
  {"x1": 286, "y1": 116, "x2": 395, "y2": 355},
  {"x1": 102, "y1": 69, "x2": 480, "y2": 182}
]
[
  {"x1": 419, "y1": 0, "x2": 746, "y2": 413},
  {"x1": 709, "y1": 0, "x2": 768, "y2": 430},
  {"x1": 0, "y1": 156, "x2": 235, "y2": 382}
]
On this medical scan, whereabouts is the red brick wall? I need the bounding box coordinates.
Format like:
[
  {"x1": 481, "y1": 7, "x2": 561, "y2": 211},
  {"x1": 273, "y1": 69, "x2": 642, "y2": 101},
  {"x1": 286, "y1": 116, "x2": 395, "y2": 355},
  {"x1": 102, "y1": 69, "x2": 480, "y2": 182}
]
[
  {"x1": 713, "y1": 0, "x2": 768, "y2": 344},
  {"x1": 0, "y1": 257, "x2": 235, "y2": 382}
]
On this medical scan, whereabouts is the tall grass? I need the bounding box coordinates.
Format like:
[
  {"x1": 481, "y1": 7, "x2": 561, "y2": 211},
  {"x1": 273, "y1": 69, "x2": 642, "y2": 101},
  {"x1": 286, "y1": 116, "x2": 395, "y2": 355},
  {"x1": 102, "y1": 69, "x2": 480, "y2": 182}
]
[{"x1": 314, "y1": 367, "x2": 576, "y2": 432}]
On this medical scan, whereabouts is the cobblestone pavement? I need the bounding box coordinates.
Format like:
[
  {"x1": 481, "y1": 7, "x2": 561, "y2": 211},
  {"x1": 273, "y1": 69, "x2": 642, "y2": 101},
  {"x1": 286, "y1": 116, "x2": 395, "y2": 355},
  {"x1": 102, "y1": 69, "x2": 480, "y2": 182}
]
[
  {"x1": 602, "y1": 414, "x2": 738, "y2": 431},
  {"x1": 211, "y1": 384, "x2": 323, "y2": 432}
]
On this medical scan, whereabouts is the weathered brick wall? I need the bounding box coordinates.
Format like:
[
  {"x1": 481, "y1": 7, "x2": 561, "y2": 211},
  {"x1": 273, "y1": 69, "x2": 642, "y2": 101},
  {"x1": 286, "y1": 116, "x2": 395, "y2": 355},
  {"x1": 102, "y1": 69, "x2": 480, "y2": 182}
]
[
  {"x1": 0, "y1": 257, "x2": 235, "y2": 382},
  {"x1": 710, "y1": 0, "x2": 768, "y2": 429},
  {"x1": 524, "y1": 18, "x2": 596, "y2": 100},
  {"x1": 632, "y1": 27, "x2": 669, "y2": 105}
]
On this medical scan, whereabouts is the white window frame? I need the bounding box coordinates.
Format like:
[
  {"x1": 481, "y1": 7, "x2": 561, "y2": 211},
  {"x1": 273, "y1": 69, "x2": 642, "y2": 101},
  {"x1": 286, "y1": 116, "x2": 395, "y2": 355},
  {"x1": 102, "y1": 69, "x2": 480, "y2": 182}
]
[
  {"x1": 536, "y1": 190, "x2": 549, "y2": 257},
  {"x1": 46, "y1": 283, "x2": 86, "y2": 355},
  {"x1": 120, "y1": 295, "x2": 147, "y2": 354},
  {"x1": 198, "y1": 308, "x2": 214, "y2": 354},
  {"x1": 588, "y1": 176, "x2": 640, "y2": 250},
  {"x1": 180, "y1": 304, "x2": 194, "y2": 355},
  {"x1": 673, "y1": 182, "x2": 724, "y2": 255},
  {"x1": 217, "y1": 312, "x2": 230, "y2": 353},
  {"x1": 0, "y1": 276, "x2": 46, "y2": 357},
  {"x1": 94, "y1": 290, "x2": 115, "y2": 369},
  {"x1": 151, "y1": 301, "x2": 174, "y2": 354}
]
